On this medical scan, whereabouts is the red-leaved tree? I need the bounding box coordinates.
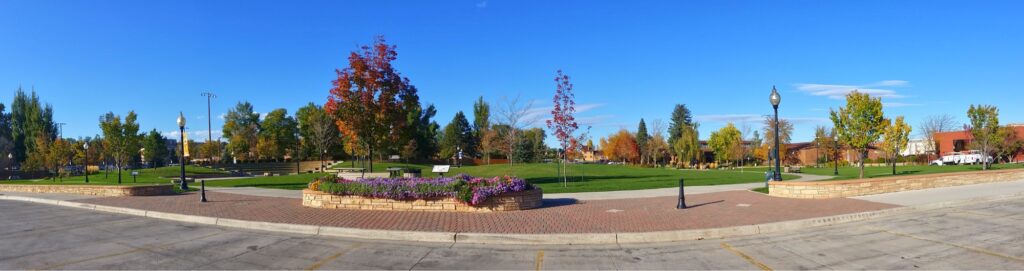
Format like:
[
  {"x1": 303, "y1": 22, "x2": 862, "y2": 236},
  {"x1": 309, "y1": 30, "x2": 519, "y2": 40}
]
[
  {"x1": 326, "y1": 36, "x2": 419, "y2": 172},
  {"x1": 546, "y1": 70, "x2": 581, "y2": 187}
]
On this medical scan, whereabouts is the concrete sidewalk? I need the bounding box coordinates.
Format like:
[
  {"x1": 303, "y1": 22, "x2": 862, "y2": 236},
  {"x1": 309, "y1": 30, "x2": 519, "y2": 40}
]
[{"x1": 854, "y1": 179, "x2": 1024, "y2": 206}]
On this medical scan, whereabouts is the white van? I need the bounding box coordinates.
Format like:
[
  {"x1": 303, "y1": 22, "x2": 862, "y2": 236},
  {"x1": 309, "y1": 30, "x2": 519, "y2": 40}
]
[{"x1": 930, "y1": 150, "x2": 993, "y2": 165}]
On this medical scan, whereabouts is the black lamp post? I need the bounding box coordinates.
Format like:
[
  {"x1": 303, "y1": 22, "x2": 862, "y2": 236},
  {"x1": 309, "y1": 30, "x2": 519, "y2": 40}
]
[
  {"x1": 834, "y1": 138, "x2": 839, "y2": 175},
  {"x1": 177, "y1": 112, "x2": 188, "y2": 190},
  {"x1": 769, "y1": 86, "x2": 782, "y2": 181},
  {"x1": 83, "y1": 142, "x2": 90, "y2": 183}
]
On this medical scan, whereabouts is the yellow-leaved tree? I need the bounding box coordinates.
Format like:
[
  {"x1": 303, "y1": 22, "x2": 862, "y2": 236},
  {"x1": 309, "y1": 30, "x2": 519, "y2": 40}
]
[{"x1": 830, "y1": 90, "x2": 887, "y2": 179}]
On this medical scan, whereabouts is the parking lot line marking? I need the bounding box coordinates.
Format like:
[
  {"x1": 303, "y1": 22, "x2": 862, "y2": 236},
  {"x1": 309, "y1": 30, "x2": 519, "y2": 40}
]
[
  {"x1": 35, "y1": 231, "x2": 226, "y2": 270},
  {"x1": 535, "y1": 250, "x2": 545, "y2": 271},
  {"x1": 868, "y1": 226, "x2": 1024, "y2": 264},
  {"x1": 721, "y1": 242, "x2": 772, "y2": 271},
  {"x1": 305, "y1": 243, "x2": 363, "y2": 271}
]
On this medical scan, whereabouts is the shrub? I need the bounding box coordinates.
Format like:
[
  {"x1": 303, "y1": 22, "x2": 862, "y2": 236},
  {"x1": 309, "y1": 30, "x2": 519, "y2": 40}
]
[{"x1": 314, "y1": 174, "x2": 533, "y2": 205}]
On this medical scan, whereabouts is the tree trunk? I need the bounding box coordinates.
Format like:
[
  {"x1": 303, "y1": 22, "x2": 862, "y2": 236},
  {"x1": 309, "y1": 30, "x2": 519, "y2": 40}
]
[
  {"x1": 368, "y1": 146, "x2": 374, "y2": 173},
  {"x1": 859, "y1": 150, "x2": 866, "y2": 179}
]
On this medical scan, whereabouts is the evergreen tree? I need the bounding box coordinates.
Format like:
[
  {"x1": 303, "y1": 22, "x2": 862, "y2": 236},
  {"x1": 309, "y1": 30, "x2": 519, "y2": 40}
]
[
  {"x1": 439, "y1": 111, "x2": 475, "y2": 160},
  {"x1": 667, "y1": 104, "x2": 693, "y2": 153},
  {"x1": 11, "y1": 87, "x2": 56, "y2": 163},
  {"x1": 141, "y1": 129, "x2": 169, "y2": 167},
  {"x1": 636, "y1": 118, "x2": 649, "y2": 165}
]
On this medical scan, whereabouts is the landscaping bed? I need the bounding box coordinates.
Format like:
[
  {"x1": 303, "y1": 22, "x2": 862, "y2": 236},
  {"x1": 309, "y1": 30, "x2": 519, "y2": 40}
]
[{"x1": 303, "y1": 174, "x2": 542, "y2": 212}]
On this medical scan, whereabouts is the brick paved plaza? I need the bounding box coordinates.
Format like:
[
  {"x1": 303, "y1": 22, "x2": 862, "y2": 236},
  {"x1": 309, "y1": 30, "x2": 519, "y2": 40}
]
[{"x1": 75, "y1": 190, "x2": 896, "y2": 234}]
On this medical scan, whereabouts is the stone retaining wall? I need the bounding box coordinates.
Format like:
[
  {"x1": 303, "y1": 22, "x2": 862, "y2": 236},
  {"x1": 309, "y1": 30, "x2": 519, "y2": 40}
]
[
  {"x1": 769, "y1": 168, "x2": 1024, "y2": 199},
  {"x1": 0, "y1": 184, "x2": 175, "y2": 196},
  {"x1": 302, "y1": 188, "x2": 543, "y2": 212}
]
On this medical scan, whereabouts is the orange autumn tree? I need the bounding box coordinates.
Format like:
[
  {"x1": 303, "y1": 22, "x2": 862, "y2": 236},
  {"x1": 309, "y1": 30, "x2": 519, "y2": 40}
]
[
  {"x1": 326, "y1": 36, "x2": 420, "y2": 172},
  {"x1": 600, "y1": 129, "x2": 639, "y2": 163}
]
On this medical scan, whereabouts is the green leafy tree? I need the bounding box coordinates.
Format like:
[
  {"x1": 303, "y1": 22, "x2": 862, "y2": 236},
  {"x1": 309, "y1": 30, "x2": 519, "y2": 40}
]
[
  {"x1": 708, "y1": 123, "x2": 742, "y2": 166},
  {"x1": 967, "y1": 104, "x2": 1000, "y2": 170},
  {"x1": 830, "y1": 91, "x2": 886, "y2": 179},
  {"x1": 99, "y1": 111, "x2": 141, "y2": 183},
  {"x1": 258, "y1": 108, "x2": 298, "y2": 161},
  {"x1": 881, "y1": 116, "x2": 912, "y2": 175},
  {"x1": 141, "y1": 129, "x2": 170, "y2": 167},
  {"x1": 673, "y1": 123, "x2": 701, "y2": 168},
  {"x1": 473, "y1": 96, "x2": 490, "y2": 141},
  {"x1": 223, "y1": 101, "x2": 261, "y2": 161}
]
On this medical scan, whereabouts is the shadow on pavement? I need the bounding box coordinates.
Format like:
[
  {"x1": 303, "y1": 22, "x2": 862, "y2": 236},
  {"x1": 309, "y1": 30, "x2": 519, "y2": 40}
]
[{"x1": 539, "y1": 198, "x2": 579, "y2": 209}]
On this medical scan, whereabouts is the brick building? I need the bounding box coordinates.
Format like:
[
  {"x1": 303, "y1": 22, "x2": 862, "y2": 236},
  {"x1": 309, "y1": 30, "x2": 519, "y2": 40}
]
[
  {"x1": 933, "y1": 124, "x2": 1024, "y2": 162},
  {"x1": 787, "y1": 142, "x2": 884, "y2": 166}
]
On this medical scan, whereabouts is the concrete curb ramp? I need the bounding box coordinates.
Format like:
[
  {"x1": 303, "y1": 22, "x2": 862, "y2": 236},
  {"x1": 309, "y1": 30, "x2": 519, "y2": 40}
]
[{"x1": 1, "y1": 193, "x2": 1021, "y2": 245}]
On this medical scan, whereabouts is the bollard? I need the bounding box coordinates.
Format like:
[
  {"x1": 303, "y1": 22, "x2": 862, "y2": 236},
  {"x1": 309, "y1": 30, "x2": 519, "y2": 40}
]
[
  {"x1": 677, "y1": 178, "x2": 687, "y2": 209},
  {"x1": 200, "y1": 179, "x2": 207, "y2": 202}
]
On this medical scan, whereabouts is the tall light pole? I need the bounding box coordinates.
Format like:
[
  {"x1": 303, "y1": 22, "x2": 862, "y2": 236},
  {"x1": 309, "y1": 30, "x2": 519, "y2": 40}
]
[
  {"x1": 834, "y1": 137, "x2": 840, "y2": 176},
  {"x1": 769, "y1": 86, "x2": 782, "y2": 181},
  {"x1": 201, "y1": 91, "x2": 216, "y2": 143},
  {"x1": 84, "y1": 142, "x2": 90, "y2": 183},
  {"x1": 177, "y1": 112, "x2": 188, "y2": 190}
]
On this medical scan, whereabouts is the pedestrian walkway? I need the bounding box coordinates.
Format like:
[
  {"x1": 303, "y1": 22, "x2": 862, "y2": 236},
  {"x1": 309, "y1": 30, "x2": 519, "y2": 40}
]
[
  {"x1": 789, "y1": 172, "x2": 834, "y2": 181},
  {"x1": 854, "y1": 179, "x2": 1024, "y2": 206},
  {"x1": 205, "y1": 186, "x2": 302, "y2": 199},
  {"x1": 70, "y1": 190, "x2": 894, "y2": 234}
]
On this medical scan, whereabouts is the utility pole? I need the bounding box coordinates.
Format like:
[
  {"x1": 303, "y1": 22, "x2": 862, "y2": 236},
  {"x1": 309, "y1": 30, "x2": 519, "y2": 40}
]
[
  {"x1": 55, "y1": 123, "x2": 66, "y2": 138},
  {"x1": 200, "y1": 91, "x2": 216, "y2": 143}
]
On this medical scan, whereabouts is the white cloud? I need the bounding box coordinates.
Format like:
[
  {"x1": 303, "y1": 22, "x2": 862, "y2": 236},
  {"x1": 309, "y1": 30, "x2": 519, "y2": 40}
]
[
  {"x1": 522, "y1": 103, "x2": 604, "y2": 126},
  {"x1": 794, "y1": 80, "x2": 909, "y2": 100},
  {"x1": 695, "y1": 114, "x2": 829, "y2": 125},
  {"x1": 217, "y1": 113, "x2": 226, "y2": 120},
  {"x1": 695, "y1": 114, "x2": 765, "y2": 124},
  {"x1": 869, "y1": 80, "x2": 910, "y2": 87}
]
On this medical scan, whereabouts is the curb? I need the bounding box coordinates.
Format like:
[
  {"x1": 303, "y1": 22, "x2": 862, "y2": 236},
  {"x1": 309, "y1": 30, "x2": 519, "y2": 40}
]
[{"x1": 1, "y1": 192, "x2": 1022, "y2": 245}]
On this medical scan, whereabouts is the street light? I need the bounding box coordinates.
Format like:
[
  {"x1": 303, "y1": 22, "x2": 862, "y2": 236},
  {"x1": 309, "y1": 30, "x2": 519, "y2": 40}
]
[
  {"x1": 769, "y1": 86, "x2": 782, "y2": 181},
  {"x1": 834, "y1": 137, "x2": 840, "y2": 176},
  {"x1": 177, "y1": 112, "x2": 188, "y2": 190},
  {"x1": 84, "y1": 142, "x2": 90, "y2": 183}
]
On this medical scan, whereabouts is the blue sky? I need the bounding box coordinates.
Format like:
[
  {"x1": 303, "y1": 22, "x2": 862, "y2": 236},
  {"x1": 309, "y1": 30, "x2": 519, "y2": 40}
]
[{"x1": 1, "y1": 0, "x2": 1022, "y2": 147}]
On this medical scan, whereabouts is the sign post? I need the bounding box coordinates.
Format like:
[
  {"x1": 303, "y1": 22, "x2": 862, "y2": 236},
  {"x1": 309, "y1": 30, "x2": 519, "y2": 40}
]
[{"x1": 431, "y1": 165, "x2": 451, "y2": 177}]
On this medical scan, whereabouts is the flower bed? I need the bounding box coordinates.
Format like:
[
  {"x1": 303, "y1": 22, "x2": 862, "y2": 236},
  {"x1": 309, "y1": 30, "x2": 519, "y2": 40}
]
[{"x1": 303, "y1": 174, "x2": 543, "y2": 212}]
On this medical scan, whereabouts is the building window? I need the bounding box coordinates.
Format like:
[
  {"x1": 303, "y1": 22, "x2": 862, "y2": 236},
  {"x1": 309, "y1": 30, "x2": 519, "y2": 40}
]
[{"x1": 954, "y1": 140, "x2": 967, "y2": 152}]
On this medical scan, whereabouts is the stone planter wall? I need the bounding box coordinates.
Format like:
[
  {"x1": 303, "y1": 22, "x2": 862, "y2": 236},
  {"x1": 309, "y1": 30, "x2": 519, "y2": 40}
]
[
  {"x1": 0, "y1": 184, "x2": 175, "y2": 196},
  {"x1": 769, "y1": 168, "x2": 1024, "y2": 199},
  {"x1": 302, "y1": 188, "x2": 543, "y2": 212}
]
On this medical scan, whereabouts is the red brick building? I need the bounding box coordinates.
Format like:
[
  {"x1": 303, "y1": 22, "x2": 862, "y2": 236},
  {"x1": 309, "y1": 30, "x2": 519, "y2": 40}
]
[
  {"x1": 933, "y1": 124, "x2": 1024, "y2": 162},
  {"x1": 787, "y1": 142, "x2": 884, "y2": 166}
]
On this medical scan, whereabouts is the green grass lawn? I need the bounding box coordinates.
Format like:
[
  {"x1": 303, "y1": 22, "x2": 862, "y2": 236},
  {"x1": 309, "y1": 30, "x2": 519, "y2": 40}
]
[
  {"x1": 441, "y1": 163, "x2": 797, "y2": 193},
  {"x1": 213, "y1": 162, "x2": 797, "y2": 193},
  {"x1": 204, "y1": 172, "x2": 335, "y2": 190},
  {"x1": 1, "y1": 166, "x2": 228, "y2": 186},
  {"x1": 800, "y1": 163, "x2": 1022, "y2": 180}
]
